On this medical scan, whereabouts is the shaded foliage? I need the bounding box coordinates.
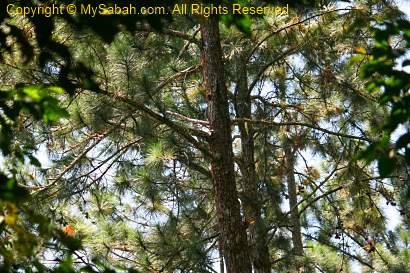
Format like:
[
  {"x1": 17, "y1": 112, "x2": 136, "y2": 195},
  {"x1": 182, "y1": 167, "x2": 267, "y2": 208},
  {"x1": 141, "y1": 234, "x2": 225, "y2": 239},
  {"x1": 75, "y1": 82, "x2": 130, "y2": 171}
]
[
  {"x1": 1, "y1": 0, "x2": 410, "y2": 272},
  {"x1": 360, "y1": 18, "x2": 410, "y2": 177}
]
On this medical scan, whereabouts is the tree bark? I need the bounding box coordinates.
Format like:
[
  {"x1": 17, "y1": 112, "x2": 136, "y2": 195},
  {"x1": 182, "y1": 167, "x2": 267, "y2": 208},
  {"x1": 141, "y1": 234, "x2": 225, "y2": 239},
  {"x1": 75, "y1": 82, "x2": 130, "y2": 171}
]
[
  {"x1": 235, "y1": 57, "x2": 272, "y2": 273},
  {"x1": 200, "y1": 16, "x2": 252, "y2": 273},
  {"x1": 284, "y1": 142, "x2": 304, "y2": 256}
]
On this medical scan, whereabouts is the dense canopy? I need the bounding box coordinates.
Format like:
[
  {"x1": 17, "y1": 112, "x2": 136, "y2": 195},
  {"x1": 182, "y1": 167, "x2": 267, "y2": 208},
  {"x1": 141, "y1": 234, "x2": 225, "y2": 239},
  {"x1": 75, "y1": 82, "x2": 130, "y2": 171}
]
[{"x1": 0, "y1": 1, "x2": 410, "y2": 273}]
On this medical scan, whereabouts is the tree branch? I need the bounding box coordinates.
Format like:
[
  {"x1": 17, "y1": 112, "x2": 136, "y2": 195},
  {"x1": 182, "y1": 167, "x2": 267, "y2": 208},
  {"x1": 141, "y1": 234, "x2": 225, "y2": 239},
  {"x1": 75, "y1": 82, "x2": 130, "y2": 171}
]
[{"x1": 233, "y1": 118, "x2": 371, "y2": 142}]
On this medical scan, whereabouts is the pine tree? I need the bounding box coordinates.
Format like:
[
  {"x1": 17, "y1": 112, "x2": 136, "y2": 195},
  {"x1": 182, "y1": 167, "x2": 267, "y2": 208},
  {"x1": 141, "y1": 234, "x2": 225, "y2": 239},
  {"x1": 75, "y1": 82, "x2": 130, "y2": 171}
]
[
  {"x1": 200, "y1": 15, "x2": 253, "y2": 273},
  {"x1": 2, "y1": 1, "x2": 410, "y2": 273}
]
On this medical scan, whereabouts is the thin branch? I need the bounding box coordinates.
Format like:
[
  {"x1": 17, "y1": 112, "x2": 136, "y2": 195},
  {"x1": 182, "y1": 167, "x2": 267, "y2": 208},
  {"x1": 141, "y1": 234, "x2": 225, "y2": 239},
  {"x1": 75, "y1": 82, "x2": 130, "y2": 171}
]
[
  {"x1": 135, "y1": 26, "x2": 201, "y2": 47},
  {"x1": 248, "y1": 8, "x2": 355, "y2": 60},
  {"x1": 166, "y1": 110, "x2": 209, "y2": 126},
  {"x1": 298, "y1": 185, "x2": 345, "y2": 215},
  {"x1": 95, "y1": 88, "x2": 211, "y2": 157},
  {"x1": 248, "y1": 45, "x2": 299, "y2": 93},
  {"x1": 303, "y1": 233, "x2": 374, "y2": 269},
  {"x1": 233, "y1": 118, "x2": 371, "y2": 142}
]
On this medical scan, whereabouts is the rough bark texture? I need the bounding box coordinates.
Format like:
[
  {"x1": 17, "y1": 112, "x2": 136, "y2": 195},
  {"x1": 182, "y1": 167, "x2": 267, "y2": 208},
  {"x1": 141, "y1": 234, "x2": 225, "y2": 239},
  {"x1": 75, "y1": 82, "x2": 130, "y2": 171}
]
[
  {"x1": 200, "y1": 16, "x2": 252, "y2": 273},
  {"x1": 235, "y1": 58, "x2": 272, "y2": 273},
  {"x1": 284, "y1": 143, "x2": 304, "y2": 256}
]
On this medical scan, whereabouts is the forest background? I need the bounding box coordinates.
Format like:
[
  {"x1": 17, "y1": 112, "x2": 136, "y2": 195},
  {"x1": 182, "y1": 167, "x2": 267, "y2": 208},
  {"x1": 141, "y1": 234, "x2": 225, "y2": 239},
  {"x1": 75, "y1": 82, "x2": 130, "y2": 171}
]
[{"x1": 1, "y1": 0, "x2": 410, "y2": 273}]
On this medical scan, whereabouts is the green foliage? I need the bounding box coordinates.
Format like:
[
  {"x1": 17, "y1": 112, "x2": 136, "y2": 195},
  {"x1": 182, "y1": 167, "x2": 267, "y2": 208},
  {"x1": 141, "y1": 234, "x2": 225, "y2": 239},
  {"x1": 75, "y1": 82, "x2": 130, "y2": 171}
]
[
  {"x1": 0, "y1": 176, "x2": 29, "y2": 203},
  {"x1": 0, "y1": 81, "x2": 74, "y2": 272},
  {"x1": 360, "y1": 18, "x2": 410, "y2": 177},
  {"x1": 2, "y1": 0, "x2": 410, "y2": 272},
  {"x1": 0, "y1": 85, "x2": 67, "y2": 155}
]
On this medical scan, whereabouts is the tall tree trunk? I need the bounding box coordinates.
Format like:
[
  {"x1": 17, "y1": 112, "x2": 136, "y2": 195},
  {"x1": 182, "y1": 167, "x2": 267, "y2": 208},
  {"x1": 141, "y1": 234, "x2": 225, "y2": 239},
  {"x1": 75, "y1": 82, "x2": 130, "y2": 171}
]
[
  {"x1": 219, "y1": 239, "x2": 225, "y2": 273},
  {"x1": 235, "y1": 57, "x2": 272, "y2": 273},
  {"x1": 200, "y1": 16, "x2": 252, "y2": 273},
  {"x1": 284, "y1": 142, "x2": 304, "y2": 256}
]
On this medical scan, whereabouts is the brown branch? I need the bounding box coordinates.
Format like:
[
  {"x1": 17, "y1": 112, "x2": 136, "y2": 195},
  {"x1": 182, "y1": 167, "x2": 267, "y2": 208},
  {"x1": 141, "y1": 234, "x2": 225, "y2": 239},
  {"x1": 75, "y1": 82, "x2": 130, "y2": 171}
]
[
  {"x1": 135, "y1": 26, "x2": 201, "y2": 47},
  {"x1": 303, "y1": 233, "x2": 374, "y2": 269},
  {"x1": 95, "y1": 88, "x2": 211, "y2": 157},
  {"x1": 298, "y1": 185, "x2": 345, "y2": 215},
  {"x1": 250, "y1": 95, "x2": 304, "y2": 111},
  {"x1": 35, "y1": 125, "x2": 116, "y2": 193},
  {"x1": 165, "y1": 110, "x2": 209, "y2": 126},
  {"x1": 157, "y1": 64, "x2": 201, "y2": 90},
  {"x1": 233, "y1": 118, "x2": 371, "y2": 142},
  {"x1": 248, "y1": 45, "x2": 299, "y2": 93},
  {"x1": 248, "y1": 8, "x2": 356, "y2": 60},
  {"x1": 175, "y1": 154, "x2": 212, "y2": 178}
]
